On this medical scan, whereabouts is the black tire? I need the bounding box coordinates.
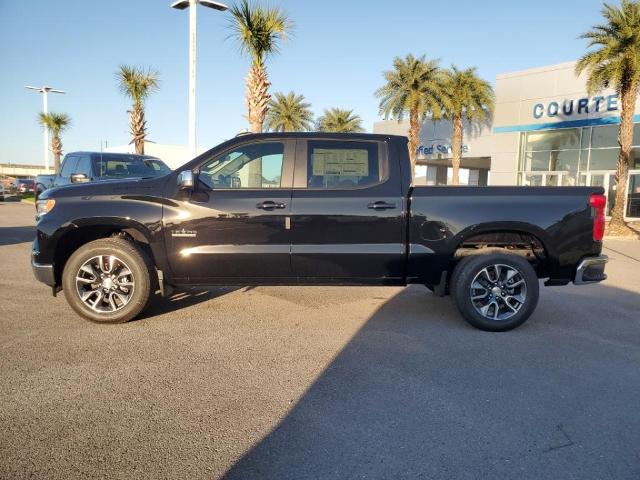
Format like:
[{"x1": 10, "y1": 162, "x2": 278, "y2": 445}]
[
  {"x1": 450, "y1": 250, "x2": 539, "y2": 332},
  {"x1": 62, "y1": 237, "x2": 156, "y2": 324}
]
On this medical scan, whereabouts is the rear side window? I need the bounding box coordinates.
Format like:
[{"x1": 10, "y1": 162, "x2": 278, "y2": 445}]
[
  {"x1": 307, "y1": 141, "x2": 382, "y2": 188},
  {"x1": 60, "y1": 156, "x2": 78, "y2": 177}
]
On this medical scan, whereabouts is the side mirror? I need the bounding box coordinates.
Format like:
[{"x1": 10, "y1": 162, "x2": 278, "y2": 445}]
[
  {"x1": 70, "y1": 173, "x2": 89, "y2": 184},
  {"x1": 177, "y1": 170, "x2": 194, "y2": 190}
]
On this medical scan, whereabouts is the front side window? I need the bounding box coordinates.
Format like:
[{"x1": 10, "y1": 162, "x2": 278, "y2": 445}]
[
  {"x1": 199, "y1": 142, "x2": 284, "y2": 189},
  {"x1": 75, "y1": 156, "x2": 92, "y2": 177},
  {"x1": 307, "y1": 141, "x2": 382, "y2": 188},
  {"x1": 60, "y1": 156, "x2": 78, "y2": 177}
]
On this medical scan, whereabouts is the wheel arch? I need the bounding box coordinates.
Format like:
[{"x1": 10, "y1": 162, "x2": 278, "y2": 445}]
[
  {"x1": 52, "y1": 217, "x2": 162, "y2": 285},
  {"x1": 450, "y1": 222, "x2": 557, "y2": 278}
]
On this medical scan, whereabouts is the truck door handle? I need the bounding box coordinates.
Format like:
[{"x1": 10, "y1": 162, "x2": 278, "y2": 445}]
[
  {"x1": 256, "y1": 201, "x2": 286, "y2": 210},
  {"x1": 367, "y1": 201, "x2": 396, "y2": 210}
]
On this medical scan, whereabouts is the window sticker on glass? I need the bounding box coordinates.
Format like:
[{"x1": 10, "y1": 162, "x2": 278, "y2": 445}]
[{"x1": 312, "y1": 149, "x2": 370, "y2": 177}]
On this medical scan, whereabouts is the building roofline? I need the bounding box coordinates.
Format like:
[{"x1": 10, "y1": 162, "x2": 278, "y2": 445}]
[{"x1": 496, "y1": 60, "x2": 578, "y2": 80}]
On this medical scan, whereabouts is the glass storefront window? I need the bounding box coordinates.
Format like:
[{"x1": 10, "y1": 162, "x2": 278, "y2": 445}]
[
  {"x1": 524, "y1": 151, "x2": 550, "y2": 171},
  {"x1": 591, "y1": 125, "x2": 619, "y2": 148},
  {"x1": 551, "y1": 150, "x2": 579, "y2": 172},
  {"x1": 628, "y1": 174, "x2": 640, "y2": 218},
  {"x1": 518, "y1": 124, "x2": 640, "y2": 217},
  {"x1": 525, "y1": 128, "x2": 581, "y2": 151},
  {"x1": 580, "y1": 127, "x2": 591, "y2": 150},
  {"x1": 589, "y1": 148, "x2": 619, "y2": 170}
]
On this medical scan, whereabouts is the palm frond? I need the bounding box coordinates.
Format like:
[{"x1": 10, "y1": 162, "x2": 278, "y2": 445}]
[
  {"x1": 38, "y1": 112, "x2": 71, "y2": 135},
  {"x1": 265, "y1": 91, "x2": 314, "y2": 132},
  {"x1": 228, "y1": 0, "x2": 293, "y2": 67},
  {"x1": 440, "y1": 66, "x2": 495, "y2": 123},
  {"x1": 576, "y1": 0, "x2": 640, "y2": 95},
  {"x1": 115, "y1": 65, "x2": 159, "y2": 105},
  {"x1": 317, "y1": 108, "x2": 364, "y2": 133}
]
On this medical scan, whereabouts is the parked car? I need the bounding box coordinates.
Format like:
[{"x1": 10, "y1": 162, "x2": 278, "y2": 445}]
[
  {"x1": 32, "y1": 133, "x2": 607, "y2": 331},
  {"x1": 14, "y1": 178, "x2": 35, "y2": 195},
  {"x1": 35, "y1": 151, "x2": 171, "y2": 201},
  {"x1": 0, "y1": 181, "x2": 16, "y2": 201}
]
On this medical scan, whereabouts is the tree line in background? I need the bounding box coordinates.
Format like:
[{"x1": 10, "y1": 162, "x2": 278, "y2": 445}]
[{"x1": 38, "y1": 0, "x2": 640, "y2": 234}]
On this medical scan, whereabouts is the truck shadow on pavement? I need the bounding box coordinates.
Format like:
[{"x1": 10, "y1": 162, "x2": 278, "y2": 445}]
[
  {"x1": 138, "y1": 287, "x2": 242, "y2": 320},
  {"x1": 0, "y1": 226, "x2": 36, "y2": 246},
  {"x1": 222, "y1": 283, "x2": 640, "y2": 480}
]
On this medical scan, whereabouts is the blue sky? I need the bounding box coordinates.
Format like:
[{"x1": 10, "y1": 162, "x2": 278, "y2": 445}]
[{"x1": 0, "y1": 0, "x2": 609, "y2": 165}]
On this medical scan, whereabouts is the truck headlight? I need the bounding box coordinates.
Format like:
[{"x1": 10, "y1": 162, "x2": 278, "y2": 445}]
[{"x1": 36, "y1": 198, "x2": 56, "y2": 216}]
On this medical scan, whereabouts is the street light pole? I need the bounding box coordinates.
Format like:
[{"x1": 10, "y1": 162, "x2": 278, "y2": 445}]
[
  {"x1": 171, "y1": 0, "x2": 228, "y2": 157},
  {"x1": 25, "y1": 85, "x2": 65, "y2": 170}
]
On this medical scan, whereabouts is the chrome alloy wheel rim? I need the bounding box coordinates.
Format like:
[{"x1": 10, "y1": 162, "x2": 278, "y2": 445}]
[
  {"x1": 469, "y1": 264, "x2": 527, "y2": 321},
  {"x1": 75, "y1": 255, "x2": 135, "y2": 313}
]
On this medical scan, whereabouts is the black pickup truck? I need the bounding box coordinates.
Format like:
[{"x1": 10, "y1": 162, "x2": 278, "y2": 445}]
[
  {"x1": 35, "y1": 151, "x2": 171, "y2": 200},
  {"x1": 32, "y1": 133, "x2": 607, "y2": 331}
]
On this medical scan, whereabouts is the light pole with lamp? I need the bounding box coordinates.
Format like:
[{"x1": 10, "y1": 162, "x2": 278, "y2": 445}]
[
  {"x1": 171, "y1": 0, "x2": 228, "y2": 157},
  {"x1": 25, "y1": 85, "x2": 66, "y2": 171}
]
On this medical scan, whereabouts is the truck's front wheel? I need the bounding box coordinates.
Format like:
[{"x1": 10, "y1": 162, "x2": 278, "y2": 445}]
[
  {"x1": 62, "y1": 238, "x2": 155, "y2": 323},
  {"x1": 451, "y1": 251, "x2": 539, "y2": 332}
]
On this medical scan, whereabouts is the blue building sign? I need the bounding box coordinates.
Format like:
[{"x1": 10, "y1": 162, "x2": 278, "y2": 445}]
[
  {"x1": 417, "y1": 143, "x2": 469, "y2": 156},
  {"x1": 533, "y1": 94, "x2": 618, "y2": 119}
]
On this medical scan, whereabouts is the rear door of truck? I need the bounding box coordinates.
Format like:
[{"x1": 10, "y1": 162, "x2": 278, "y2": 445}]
[{"x1": 289, "y1": 137, "x2": 406, "y2": 282}]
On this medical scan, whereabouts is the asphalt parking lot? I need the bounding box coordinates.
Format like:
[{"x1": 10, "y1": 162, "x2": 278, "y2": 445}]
[{"x1": 1, "y1": 200, "x2": 639, "y2": 479}]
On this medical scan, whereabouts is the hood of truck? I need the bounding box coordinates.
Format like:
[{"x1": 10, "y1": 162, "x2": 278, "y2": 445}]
[{"x1": 39, "y1": 176, "x2": 169, "y2": 200}]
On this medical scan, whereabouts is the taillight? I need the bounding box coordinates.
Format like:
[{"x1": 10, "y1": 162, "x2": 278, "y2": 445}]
[{"x1": 589, "y1": 193, "x2": 606, "y2": 241}]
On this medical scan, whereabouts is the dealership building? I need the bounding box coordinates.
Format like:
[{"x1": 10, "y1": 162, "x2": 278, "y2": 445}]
[{"x1": 374, "y1": 60, "x2": 640, "y2": 220}]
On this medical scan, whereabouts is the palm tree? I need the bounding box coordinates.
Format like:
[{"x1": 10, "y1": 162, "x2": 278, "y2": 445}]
[
  {"x1": 229, "y1": 0, "x2": 292, "y2": 133},
  {"x1": 115, "y1": 65, "x2": 159, "y2": 155},
  {"x1": 576, "y1": 0, "x2": 640, "y2": 236},
  {"x1": 265, "y1": 91, "x2": 314, "y2": 132},
  {"x1": 441, "y1": 66, "x2": 494, "y2": 185},
  {"x1": 317, "y1": 108, "x2": 364, "y2": 133},
  {"x1": 38, "y1": 112, "x2": 71, "y2": 173},
  {"x1": 375, "y1": 54, "x2": 448, "y2": 173}
]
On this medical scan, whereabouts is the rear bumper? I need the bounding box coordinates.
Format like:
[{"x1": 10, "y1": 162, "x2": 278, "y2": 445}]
[{"x1": 574, "y1": 255, "x2": 608, "y2": 285}]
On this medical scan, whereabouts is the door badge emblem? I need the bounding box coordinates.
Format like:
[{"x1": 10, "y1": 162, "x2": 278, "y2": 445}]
[{"x1": 171, "y1": 229, "x2": 197, "y2": 238}]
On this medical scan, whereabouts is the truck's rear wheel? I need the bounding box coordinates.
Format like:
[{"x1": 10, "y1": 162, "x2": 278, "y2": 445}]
[
  {"x1": 451, "y1": 251, "x2": 539, "y2": 332},
  {"x1": 62, "y1": 238, "x2": 155, "y2": 323}
]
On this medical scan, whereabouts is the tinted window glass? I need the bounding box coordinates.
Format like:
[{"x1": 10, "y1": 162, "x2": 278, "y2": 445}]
[
  {"x1": 524, "y1": 151, "x2": 549, "y2": 171},
  {"x1": 199, "y1": 142, "x2": 284, "y2": 189},
  {"x1": 307, "y1": 141, "x2": 381, "y2": 188},
  {"x1": 75, "y1": 156, "x2": 92, "y2": 177},
  {"x1": 60, "y1": 156, "x2": 78, "y2": 177},
  {"x1": 589, "y1": 148, "x2": 619, "y2": 170},
  {"x1": 591, "y1": 125, "x2": 618, "y2": 148},
  {"x1": 93, "y1": 155, "x2": 170, "y2": 178}
]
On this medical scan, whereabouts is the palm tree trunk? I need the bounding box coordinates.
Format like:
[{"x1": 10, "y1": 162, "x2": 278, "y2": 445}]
[
  {"x1": 451, "y1": 114, "x2": 463, "y2": 186},
  {"x1": 246, "y1": 62, "x2": 270, "y2": 186},
  {"x1": 408, "y1": 109, "x2": 419, "y2": 178},
  {"x1": 609, "y1": 81, "x2": 637, "y2": 236},
  {"x1": 51, "y1": 136, "x2": 62, "y2": 174},
  {"x1": 246, "y1": 62, "x2": 271, "y2": 133},
  {"x1": 130, "y1": 103, "x2": 147, "y2": 155}
]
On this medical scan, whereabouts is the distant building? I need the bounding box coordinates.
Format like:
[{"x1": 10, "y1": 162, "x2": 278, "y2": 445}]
[{"x1": 374, "y1": 60, "x2": 640, "y2": 221}]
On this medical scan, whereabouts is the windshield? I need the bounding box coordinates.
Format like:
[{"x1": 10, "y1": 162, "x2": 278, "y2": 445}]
[{"x1": 92, "y1": 155, "x2": 171, "y2": 179}]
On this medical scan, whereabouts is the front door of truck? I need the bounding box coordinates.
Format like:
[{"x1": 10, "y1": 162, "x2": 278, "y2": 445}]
[
  {"x1": 164, "y1": 139, "x2": 295, "y2": 282},
  {"x1": 289, "y1": 138, "x2": 405, "y2": 282}
]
